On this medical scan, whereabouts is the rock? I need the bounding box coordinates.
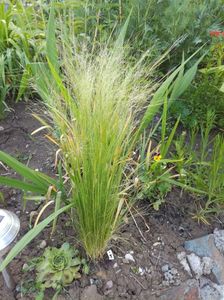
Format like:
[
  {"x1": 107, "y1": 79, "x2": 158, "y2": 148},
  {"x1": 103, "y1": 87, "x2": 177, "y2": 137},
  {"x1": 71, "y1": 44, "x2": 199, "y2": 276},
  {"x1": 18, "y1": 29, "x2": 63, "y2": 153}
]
[
  {"x1": 153, "y1": 242, "x2": 161, "y2": 247},
  {"x1": 186, "y1": 253, "x2": 203, "y2": 278},
  {"x1": 200, "y1": 277, "x2": 224, "y2": 300},
  {"x1": 22, "y1": 263, "x2": 29, "y2": 271},
  {"x1": 138, "y1": 267, "x2": 145, "y2": 276},
  {"x1": 81, "y1": 285, "x2": 104, "y2": 300},
  {"x1": 162, "y1": 264, "x2": 170, "y2": 273},
  {"x1": 185, "y1": 234, "x2": 224, "y2": 284},
  {"x1": 125, "y1": 253, "x2": 135, "y2": 262},
  {"x1": 179, "y1": 226, "x2": 185, "y2": 233},
  {"x1": 113, "y1": 262, "x2": 118, "y2": 268},
  {"x1": 105, "y1": 280, "x2": 113, "y2": 290},
  {"x1": 0, "y1": 126, "x2": 4, "y2": 131},
  {"x1": 177, "y1": 252, "x2": 192, "y2": 277},
  {"x1": 214, "y1": 229, "x2": 224, "y2": 254},
  {"x1": 162, "y1": 264, "x2": 180, "y2": 285},
  {"x1": 159, "y1": 279, "x2": 200, "y2": 300},
  {"x1": 39, "y1": 240, "x2": 47, "y2": 249},
  {"x1": 202, "y1": 257, "x2": 214, "y2": 275}
]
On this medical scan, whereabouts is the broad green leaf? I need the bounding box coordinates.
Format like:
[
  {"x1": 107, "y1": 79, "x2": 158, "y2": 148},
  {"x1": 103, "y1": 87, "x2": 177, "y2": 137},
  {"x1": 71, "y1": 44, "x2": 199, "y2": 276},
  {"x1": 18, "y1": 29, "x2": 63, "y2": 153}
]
[
  {"x1": 0, "y1": 177, "x2": 47, "y2": 193},
  {"x1": 114, "y1": 9, "x2": 132, "y2": 50},
  {"x1": 0, "y1": 150, "x2": 57, "y2": 189},
  {"x1": 135, "y1": 48, "x2": 204, "y2": 140},
  {"x1": 170, "y1": 53, "x2": 206, "y2": 102}
]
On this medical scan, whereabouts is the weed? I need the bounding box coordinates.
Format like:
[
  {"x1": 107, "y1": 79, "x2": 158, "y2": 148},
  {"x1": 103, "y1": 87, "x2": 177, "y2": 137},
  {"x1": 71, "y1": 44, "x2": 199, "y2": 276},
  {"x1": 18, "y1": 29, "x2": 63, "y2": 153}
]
[
  {"x1": 136, "y1": 99, "x2": 180, "y2": 210},
  {"x1": 172, "y1": 111, "x2": 224, "y2": 220}
]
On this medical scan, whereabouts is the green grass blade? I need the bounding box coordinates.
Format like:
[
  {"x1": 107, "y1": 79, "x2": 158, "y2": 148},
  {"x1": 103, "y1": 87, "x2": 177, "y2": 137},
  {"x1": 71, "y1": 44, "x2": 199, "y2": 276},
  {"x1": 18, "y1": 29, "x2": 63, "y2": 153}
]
[
  {"x1": 161, "y1": 117, "x2": 180, "y2": 157},
  {"x1": 0, "y1": 151, "x2": 57, "y2": 189},
  {"x1": 51, "y1": 191, "x2": 61, "y2": 235},
  {"x1": 46, "y1": 0, "x2": 59, "y2": 72},
  {"x1": 0, "y1": 177, "x2": 47, "y2": 193},
  {"x1": 164, "y1": 178, "x2": 207, "y2": 195},
  {"x1": 161, "y1": 95, "x2": 168, "y2": 145}
]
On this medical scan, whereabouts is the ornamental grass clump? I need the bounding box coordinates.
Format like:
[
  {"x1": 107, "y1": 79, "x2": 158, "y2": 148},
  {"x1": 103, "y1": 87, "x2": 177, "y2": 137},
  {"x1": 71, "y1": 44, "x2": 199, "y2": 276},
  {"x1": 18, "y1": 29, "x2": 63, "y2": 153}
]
[
  {"x1": 30, "y1": 5, "x2": 202, "y2": 260},
  {"x1": 45, "y1": 46, "x2": 153, "y2": 259}
]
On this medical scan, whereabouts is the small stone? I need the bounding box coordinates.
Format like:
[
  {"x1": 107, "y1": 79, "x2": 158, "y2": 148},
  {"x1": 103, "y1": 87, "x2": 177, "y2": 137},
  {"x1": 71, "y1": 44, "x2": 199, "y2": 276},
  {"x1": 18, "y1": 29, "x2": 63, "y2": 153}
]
[
  {"x1": 39, "y1": 240, "x2": 47, "y2": 249},
  {"x1": 214, "y1": 229, "x2": 224, "y2": 254},
  {"x1": 113, "y1": 262, "x2": 118, "y2": 268},
  {"x1": 185, "y1": 234, "x2": 224, "y2": 284},
  {"x1": 200, "y1": 277, "x2": 224, "y2": 300},
  {"x1": 162, "y1": 264, "x2": 170, "y2": 273},
  {"x1": 125, "y1": 253, "x2": 135, "y2": 262},
  {"x1": 16, "y1": 211, "x2": 20, "y2": 215},
  {"x1": 105, "y1": 280, "x2": 113, "y2": 290},
  {"x1": 177, "y1": 252, "x2": 192, "y2": 276},
  {"x1": 138, "y1": 267, "x2": 145, "y2": 276},
  {"x1": 170, "y1": 268, "x2": 178, "y2": 275},
  {"x1": 153, "y1": 242, "x2": 161, "y2": 247},
  {"x1": 0, "y1": 126, "x2": 4, "y2": 131},
  {"x1": 178, "y1": 226, "x2": 185, "y2": 233},
  {"x1": 159, "y1": 279, "x2": 200, "y2": 300},
  {"x1": 22, "y1": 263, "x2": 29, "y2": 271},
  {"x1": 187, "y1": 253, "x2": 203, "y2": 278},
  {"x1": 202, "y1": 257, "x2": 214, "y2": 275},
  {"x1": 122, "y1": 258, "x2": 130, "y2": 264}
]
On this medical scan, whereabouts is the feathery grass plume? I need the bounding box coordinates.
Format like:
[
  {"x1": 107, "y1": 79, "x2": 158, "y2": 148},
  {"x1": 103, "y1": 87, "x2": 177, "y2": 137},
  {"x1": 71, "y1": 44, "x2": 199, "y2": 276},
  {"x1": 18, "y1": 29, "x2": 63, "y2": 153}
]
[
  {"x1": 31, "y1": 3, "x2": 202, "y2": 259},
  {"x1": 46, "y1": 42, "x2": 154, "y2": 259}
]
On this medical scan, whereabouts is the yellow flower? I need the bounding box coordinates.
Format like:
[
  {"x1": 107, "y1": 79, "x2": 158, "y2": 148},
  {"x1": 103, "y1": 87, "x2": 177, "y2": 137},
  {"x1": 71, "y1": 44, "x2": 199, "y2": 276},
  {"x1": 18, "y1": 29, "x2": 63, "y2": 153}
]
[{"x1": 153, "y1": 154, "x2": 162, "y2": 162}]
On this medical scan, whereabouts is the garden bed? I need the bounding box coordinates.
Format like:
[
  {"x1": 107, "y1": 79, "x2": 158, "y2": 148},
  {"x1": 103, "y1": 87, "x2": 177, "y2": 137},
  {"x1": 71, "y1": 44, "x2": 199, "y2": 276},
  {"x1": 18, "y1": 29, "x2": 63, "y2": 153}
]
[{"x1": 0, "y1": 102, "x2": 222, "y2": 300}]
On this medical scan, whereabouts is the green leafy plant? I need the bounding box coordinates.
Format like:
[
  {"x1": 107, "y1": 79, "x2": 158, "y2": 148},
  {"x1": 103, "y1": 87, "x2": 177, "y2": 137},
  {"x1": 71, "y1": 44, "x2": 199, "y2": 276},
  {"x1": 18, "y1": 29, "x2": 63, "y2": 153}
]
[
  {"x1": 136, "y1": 98, "x2": 181, "y2": 210},
  {"x1": 120, "y1": 0, "x2": 224, "y2": 67},
  {"x1": 171, "y1": 38, "x2": 224, "y2": 128},
  {"x1": 0, "y1": 0, "x2": 50, "y2": 118},
  {"x1": 0, "y1": 150, "x2": 58, "y2": 195},
  {"x1": 171, "y1": 111, "x2": 224, "y2": 222},
  {"x1": 23, "y1": 243, "x2": 89, "y2": 299}
]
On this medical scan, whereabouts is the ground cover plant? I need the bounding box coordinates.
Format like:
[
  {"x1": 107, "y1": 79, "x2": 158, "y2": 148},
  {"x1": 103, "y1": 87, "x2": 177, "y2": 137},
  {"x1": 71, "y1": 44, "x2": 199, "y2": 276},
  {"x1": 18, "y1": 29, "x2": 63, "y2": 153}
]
[{"x1": 23, "y1": 243, "x2": 89, "y2": 299}]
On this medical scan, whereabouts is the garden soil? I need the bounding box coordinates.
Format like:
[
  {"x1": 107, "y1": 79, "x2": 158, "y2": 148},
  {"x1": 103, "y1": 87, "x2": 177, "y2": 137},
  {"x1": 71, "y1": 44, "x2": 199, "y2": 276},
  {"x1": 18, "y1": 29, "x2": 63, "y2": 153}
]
[{"x1": 0, "y1": 102, "x2": 223, "y2": 300}]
